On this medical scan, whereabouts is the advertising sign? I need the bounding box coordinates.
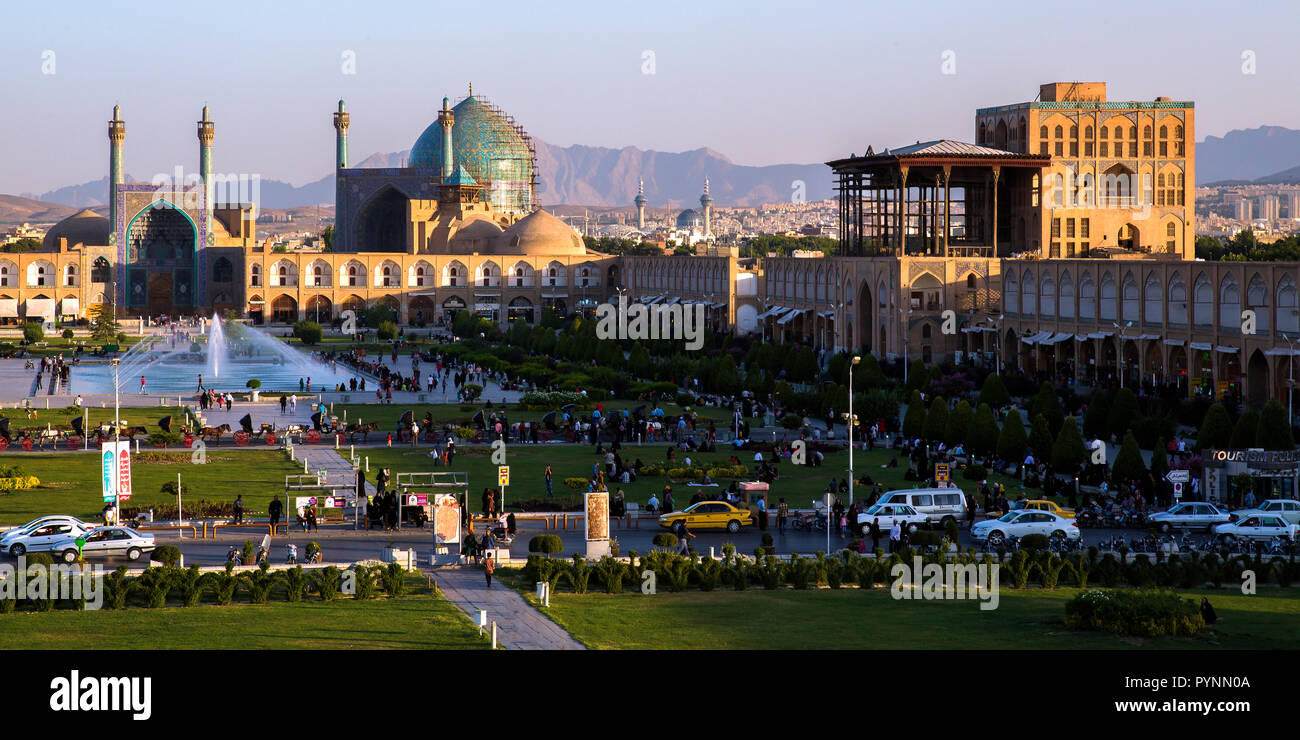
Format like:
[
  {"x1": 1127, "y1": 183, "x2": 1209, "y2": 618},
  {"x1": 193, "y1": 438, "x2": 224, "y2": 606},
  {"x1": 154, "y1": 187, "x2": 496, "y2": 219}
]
[
  {"x1": 101, "y1": 444, "x2": 116, "y2": 503},
  {"x1": 433, "y1": 493, "x2": 461, "y2": 545},
  {"x1": 115, "y1": 442, "x2": 132, "y2": 501}
]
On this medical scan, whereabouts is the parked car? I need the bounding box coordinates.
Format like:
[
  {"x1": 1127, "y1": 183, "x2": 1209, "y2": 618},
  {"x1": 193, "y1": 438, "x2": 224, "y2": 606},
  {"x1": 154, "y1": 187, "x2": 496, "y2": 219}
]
[
  {"x1": 1010, "y1": 499, "x2": 1075, "y2": 518},
  {"x1": 658, "y1": 501, "x2": 753, "y2": 533},
  {"x1": 1231, "y1": 499, "x2": 1300, "y2": 525},
  {"x1": 857, "y1": 503, "x2": 928, "y2": 533},
  {"x1": 0, "y1": 516, "x2": 89, "y2": 551},
  {"x1": 875, "y1": 488, "x2": 967, "y2": 528},
  {"x1": 52, "y1": 526, "x2": 155, "y2": 563},
  {"x1": 5, "y1": 520, "x2": 91, "y2": 556},
  {"x1": 1148, "y1": 502, "x2": 1231, "y2": 533},
  {"x1": 1213, "y1": 515, "x2": 1299, "y2": 544},
  {"x1": 971, "y1": 511, "x2": 1080, "y2": 546}
]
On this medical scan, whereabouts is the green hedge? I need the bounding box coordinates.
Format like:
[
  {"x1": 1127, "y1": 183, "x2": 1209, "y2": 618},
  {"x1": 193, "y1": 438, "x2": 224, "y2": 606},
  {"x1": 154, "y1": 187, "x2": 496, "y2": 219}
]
[{"x1": 1064, "y1": 588, "x2": 1205, "y2": 637}]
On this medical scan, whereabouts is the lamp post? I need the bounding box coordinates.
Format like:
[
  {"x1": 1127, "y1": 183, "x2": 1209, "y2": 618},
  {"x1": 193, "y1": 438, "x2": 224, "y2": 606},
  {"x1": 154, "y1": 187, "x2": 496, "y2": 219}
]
[
  {"x1": 1286, "y1": 333, "x2": 1298, "y2": 426},
  {"x1": 900, "y1": 307, "x2": 913, "y2": 384},
  {"x1": 848, "y1": 355, "x2": 860, "y2": 506},
  {"x1": 111, "y1": 357, "x2": 121, "y2": 526},
  {"x1": 1114, "y1": 320, "x2": 1133, "y2": 388}
]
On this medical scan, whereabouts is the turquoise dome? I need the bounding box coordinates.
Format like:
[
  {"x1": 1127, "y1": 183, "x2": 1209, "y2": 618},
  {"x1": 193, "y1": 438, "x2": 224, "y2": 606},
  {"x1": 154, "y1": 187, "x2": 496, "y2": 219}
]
[{"x1": 410, "y1": 96, "x2": 534, "y2": 213}]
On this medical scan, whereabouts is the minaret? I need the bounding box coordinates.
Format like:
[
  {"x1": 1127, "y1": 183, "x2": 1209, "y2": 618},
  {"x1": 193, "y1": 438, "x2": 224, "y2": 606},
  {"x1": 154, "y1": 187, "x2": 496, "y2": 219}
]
[
  {"x1": 333, "y1": 99, "x2": 350, "y2": 169},
  {"x1": 197, "y1": 106, "x2": 214, "y2": 236},
  {"x1": 634, "y1": 178, "x2": 647, "y2": 230},
  {"x1": 108, "y1": 105, "x2": 125, "y2": 234},
  {"x1": 437, "y1": 96, "x2": 455, "y2": 180},
  {"x1": 699, "y1": 177, "x2": 714, "y2": 237}
]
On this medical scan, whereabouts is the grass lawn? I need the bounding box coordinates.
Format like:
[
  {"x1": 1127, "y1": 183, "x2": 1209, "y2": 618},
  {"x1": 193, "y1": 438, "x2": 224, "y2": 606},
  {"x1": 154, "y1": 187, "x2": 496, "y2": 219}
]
[
  {"x1": 518, "y1": 586, "x2": 1300, "y2": 650},
  {"x1": 356, "y1": 444, "x2": 1029, "y2": 511},
  {"x1": 0, "y1": 594, "x2": 487, "y2": 649},
  {"x1": 0, "y1": 334, "x2": 149, "y2": 359},
  {"x1": 0, "y1": 405, "x2": 159, "y2": 433},
  {"x1": 0, "y1": 449, "x2": 302, "y2": 524}
]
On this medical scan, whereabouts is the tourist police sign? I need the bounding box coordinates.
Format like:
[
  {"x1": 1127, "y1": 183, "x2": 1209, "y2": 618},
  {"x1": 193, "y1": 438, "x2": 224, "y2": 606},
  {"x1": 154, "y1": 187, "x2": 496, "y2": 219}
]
[
  {"x1": 498, "y1": 466, "x2": 510, "y2": 487},
  {"x1": 935, "y1": 463, "x2": 950, "y2": 483}
]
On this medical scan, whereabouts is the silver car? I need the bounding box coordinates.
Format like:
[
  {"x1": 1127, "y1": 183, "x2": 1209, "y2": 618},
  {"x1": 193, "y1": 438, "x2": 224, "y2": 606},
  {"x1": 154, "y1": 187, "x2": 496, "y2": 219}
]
[
  {"x1": 1231, "y1": 500, "x2": 1300, "y2": 525},
  {"x1": 1148, "y1": 502, "x2": 1231, "y2": 533},
  {"x1": 51, "y1": 526, "x2": 155, "y2": 563},
  {"x1": 5, "y1": 521, "x2": 90, "y2": 556}
]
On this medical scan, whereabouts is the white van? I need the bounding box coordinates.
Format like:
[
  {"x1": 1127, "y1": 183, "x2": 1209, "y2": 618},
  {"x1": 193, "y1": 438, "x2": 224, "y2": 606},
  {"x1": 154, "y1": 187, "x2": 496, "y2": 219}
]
[{"x1": 875, "y1": 488, "x2": 967, "y2": 528}]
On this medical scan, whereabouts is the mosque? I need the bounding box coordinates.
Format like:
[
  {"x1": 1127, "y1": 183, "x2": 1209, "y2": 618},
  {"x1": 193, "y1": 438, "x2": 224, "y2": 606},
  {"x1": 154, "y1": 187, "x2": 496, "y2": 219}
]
[{"x1": 32, "y1": 88, "x2": 620, "y2": 326}]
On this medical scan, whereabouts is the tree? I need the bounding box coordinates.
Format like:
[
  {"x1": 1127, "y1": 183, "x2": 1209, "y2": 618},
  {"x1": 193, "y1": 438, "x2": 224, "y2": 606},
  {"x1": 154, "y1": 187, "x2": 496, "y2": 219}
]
[
  {"x1": 902, "y1": 390, "x2": 926, "y2": 439},
  {"x1": 377, "y1": 321, "x2": 398, "y2": 341},
  {"x1": 1149, "y1": 436, "x2": 1169, "y2": 482},
  {"x1": 1051, "y1": 418, "x2": 1088, "y2": 472},
  {"x1": 1029, "y1": 413, "x2": 1054, "y2": 463},
  {"x1": 1110, "y1": 431, "x2": 1146, "y2": 482},
  {"x1": 923, "y1": 397, "x2": 949, "y2": 442},
  {"x1": 628, "y1": 344, "x2": 652, "y2": 379},
  {"x1": 997, "y1": 409, "x2": 1029, "y2": 462},
  {"x1": 90, "y1": 302, "x2": 120, "y2": 343},
  {"x1": 1257, "y1": 399, "x2": 1295, "y2": 451},
  {"x1": 1107, "y1": 387, "x2": 1139, "y2": 441},
  {"x1": 1082, "y1": 390, "x2": 1111, "y2": 440},
  {"x1": 1197, "y1": 403, "x2": 1233, "y2": 451},
  {"x1": 1030, "y1": 381, "x2": 1065, "y2": 436},
  {"x1": 321, "y1": 225, "x2": 335, "y2": 251},
  {"x1": 905, "y1": 358, "x2": 928, "y2": 394},
  {"x1": 292, "y1": 320, "x2": 323, "y2": 345},
  {"x1": 945, "y1": 400, "x2": 974, "y2": 447},
  {"x1": 978, "y1": 373, "x2": 1011, "y2": 409},
  {"x1": 967, "y1": 403, "x2": 1000, "y2": 459},
  {"x1": 1229, "y1": 408, "x2": 1259, "y2": 450},
  {"x1": 711, "y1": 356, "x2": 741, "y2": 393},
  {"x1": 22, "y1": 322, "x2": 43, "y2": 344}
]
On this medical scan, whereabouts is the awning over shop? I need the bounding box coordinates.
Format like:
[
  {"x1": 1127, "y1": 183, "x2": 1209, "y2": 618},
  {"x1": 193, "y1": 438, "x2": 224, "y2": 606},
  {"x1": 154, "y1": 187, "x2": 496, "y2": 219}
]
[
  {"x1": 665, "y1": 296, "x2": 681, "y2": 306},
  {"x1": 777, "y1": 308, "x2": 805, "y2": 325},
  {"x1": 1047, "y1": 332, "x2": 1074, "y2": 344},
  {"x1": 25, "y1": 299, "x2": 54, "y2": 320},
  {"x1": 0, "y1": 299, "x2": 17, "y2": 318},
  {"x1": 1190, "y1": 342, "x2": 1212, "y2": 351},
  {"x1": 60, "y1": 298, "x2": 79, "y2": 316},
  {"x1": 1214, "y1": 346, "x2": 1239, "y2": 354},
  {"x1": 710, "y1": 302, "x2": 727, "y2": 309},
  {"x1": 1137, "y1": 334, "x2": 1160, "y2": 341},
  {"x1": 818, "y1": 310, "x2": 835, "y2": 319},
  {"x1": 756, "y1": 306, "x2": 785, "y2": 320},
  {"x1": 1163, "y1": 339, "x2": 1185, "y2": 346},
  {"x1": 1264, "y1": 347, "x2": 1300, "y2": 357}
]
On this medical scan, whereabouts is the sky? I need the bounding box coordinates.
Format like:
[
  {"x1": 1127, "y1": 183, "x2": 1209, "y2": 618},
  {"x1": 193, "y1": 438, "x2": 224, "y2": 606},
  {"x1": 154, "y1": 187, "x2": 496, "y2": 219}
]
[{"x1": 2, "y1": 0, "x2": 1299, "y2": 194}]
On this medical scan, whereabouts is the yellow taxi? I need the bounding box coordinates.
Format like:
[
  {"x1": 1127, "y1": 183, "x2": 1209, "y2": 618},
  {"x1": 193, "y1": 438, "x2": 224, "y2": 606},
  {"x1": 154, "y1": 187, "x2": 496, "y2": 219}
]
[
  {"x1": 1020, "y1": 500, "x2": 1076, "y2": 519},
  {"x1": 658, "y1": 501, "x2": 754, "y2": 533}
]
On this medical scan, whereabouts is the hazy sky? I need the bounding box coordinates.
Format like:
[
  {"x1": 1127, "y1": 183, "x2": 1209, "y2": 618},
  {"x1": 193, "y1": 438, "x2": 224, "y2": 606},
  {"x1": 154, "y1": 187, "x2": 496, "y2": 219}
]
[{"x1": 3, "y1": 0, "x2": 1298, "y2": 194}]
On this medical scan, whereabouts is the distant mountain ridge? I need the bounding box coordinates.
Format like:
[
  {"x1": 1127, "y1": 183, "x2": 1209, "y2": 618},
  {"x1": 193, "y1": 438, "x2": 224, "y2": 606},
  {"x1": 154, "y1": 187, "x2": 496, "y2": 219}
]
[
  {"x1": 17, "y1": 142, "x2": 833, "y2": 210},
  {"x1": 1198, "y1": 125, "x2": 1300, "y2": 184}
]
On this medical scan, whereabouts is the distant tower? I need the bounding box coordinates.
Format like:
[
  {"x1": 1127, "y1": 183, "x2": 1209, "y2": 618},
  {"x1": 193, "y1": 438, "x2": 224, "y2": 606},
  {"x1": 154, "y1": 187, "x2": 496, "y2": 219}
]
[
  {"x1": 108, "y1": 105, "x2": 125, "y2": 235},
  {"x1": 333, "y1": 99, "x2": 350, "y2": 169},
  {"x1": 634, "y1": 179, "x2": 647, "y2": 230},
  {"x1": 437, "y1": 96, "x2": 455, "y2": 179},
  {"x1": 197, "y1": 105, "x2": 214, "y2": 237},
  {"x1": 699, "y1": 177, "x2": 714, "y2": 237}
]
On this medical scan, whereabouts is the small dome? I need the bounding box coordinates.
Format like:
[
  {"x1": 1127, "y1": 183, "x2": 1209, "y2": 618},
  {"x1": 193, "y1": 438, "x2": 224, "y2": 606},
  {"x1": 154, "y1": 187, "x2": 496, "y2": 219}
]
[
  {"x1": 493, "y1": 209, "x2": 585, "y2": 255},
  {"x1": 448, "y1": 217, "x2": 504, "y2": 250},
  {"x1": 676, "y1": 208, "x2": 701, "y2": 228},
  {"x1": 43, "y1": 209, "x2": 110, "y2": 250}
]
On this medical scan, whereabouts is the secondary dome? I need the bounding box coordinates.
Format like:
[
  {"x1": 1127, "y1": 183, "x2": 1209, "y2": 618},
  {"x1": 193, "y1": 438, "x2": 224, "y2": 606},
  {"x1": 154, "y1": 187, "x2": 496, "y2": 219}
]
[
  {"x1": 43, "y1": 209, "x2": 111, "y2": 250},
  {"x1": 448, "y1": 217, "x2": 504, "y2": 252},
  {"x1": 493, "y1": 209, "x2": 585, "y2": 255},
  {"x1": 409, "y1": 95, "x2": 534, "y2": 215}
]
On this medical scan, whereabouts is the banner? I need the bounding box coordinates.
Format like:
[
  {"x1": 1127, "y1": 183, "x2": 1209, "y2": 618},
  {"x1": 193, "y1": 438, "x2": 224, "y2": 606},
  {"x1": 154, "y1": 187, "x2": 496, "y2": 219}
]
[
  {"x1": 115, "y1": 441, "x2": 132, "y2": 501},
  {"x1": 101, "y1": 444, "x2": 117, "y2": 503}
]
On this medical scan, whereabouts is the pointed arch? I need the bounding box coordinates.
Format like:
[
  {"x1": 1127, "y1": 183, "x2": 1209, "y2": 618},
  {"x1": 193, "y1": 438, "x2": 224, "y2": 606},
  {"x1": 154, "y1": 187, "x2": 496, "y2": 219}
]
[
  {"x1": 1079, "y1": 271, "x2": 1096, "y2": 320},
  {"x1": 510, "y1": 261, "x2": 535, "y2": 288},
  {"x1": 307, "y1": 258, "x2": 331, "y2": 287},
  {"x1": 1278, "y1": 274, "x2": 1298, "y2": 334},
  {"x1": 340, "y1": 259, "x2": 365, "y2": 288},
  {"x1": 1099, "y1": 271, "x2": 1116, "y2": 321},
  {"x1": 1219, "y1": 273, "x2": 1240, "y2": 331},
  {"x1": 1059, "y1": 270, "x2": 1075, "y2": 319},
  {"x1": 1193, "y1": 272, "x2": 1213, "y2": 327},
  {"x1": 442, "y1": 259, "x2": 467, "y2": 288},
  {"x1": 1247, "y1": 272, "x2": 1270, "y2": 332},
  {"x1": 408, "y1": 259, "x2": 434, "y2": 288},
  {"x1": 1143, "y1": 273, "x2": 1162, "y2": 324},
  {"x1": 1168, "y1": 272, "x2": 1187, "y2": 325}
]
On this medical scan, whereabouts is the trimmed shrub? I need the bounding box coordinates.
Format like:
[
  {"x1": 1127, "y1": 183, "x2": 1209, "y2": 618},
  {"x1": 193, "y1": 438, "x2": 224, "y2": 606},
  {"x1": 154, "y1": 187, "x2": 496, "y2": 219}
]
[
  {"x1": 1064, "y1": 588, "x2": 1206, "y2": 637},
  {"x1": 1019, "y1": 533, "x2": 1050, "y2": 552},
  {"x1": 150, "y1": 545, "x2": 182, "y2": 567},
  {"x1": 528, "y1": 534, "x2": 564, "y2": 557},
  {"x1": 962, "y1": 464, "x2": 987, "y2": 481},
  {"x1": 652, "y1": 532, "x2": 679, "y2": 548}
]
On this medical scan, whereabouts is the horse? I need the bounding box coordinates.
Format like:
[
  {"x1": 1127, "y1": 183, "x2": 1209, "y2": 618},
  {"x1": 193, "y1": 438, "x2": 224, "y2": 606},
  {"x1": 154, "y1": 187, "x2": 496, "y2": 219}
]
[
  {"x1": 200, "y1": 424, "x2": 232, "y2": 445},
  {"x1": 347, "y1": 421, "x2": 379, "y2": 443}
]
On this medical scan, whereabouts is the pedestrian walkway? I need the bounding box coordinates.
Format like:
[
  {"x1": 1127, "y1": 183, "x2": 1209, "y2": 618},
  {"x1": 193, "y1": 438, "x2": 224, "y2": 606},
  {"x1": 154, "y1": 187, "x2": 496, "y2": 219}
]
[
  {"x1": 433, "y1": 567, "x2": 586, "y2": 650},
  {"x1": 294, "y1": 446, "x2": 376, "y2": 496}
]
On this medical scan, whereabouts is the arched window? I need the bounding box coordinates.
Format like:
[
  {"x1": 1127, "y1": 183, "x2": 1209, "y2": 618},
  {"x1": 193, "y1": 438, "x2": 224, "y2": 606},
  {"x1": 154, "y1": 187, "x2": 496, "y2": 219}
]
[
  {"x1": 250, "y1": 264, "x2": 261, "y2": 287},
  {"x1": 1193, "y1": 273, "x2": 1213, "y2": 326},
  {"x1": 1218, "y1": 274, "x2": 1240, "y2": 331},
  {"x1": 91, "y1": 257, "x2": 111, "y2": 283},
  {"x1": 212, "y1": 257, "x2": 233, "y2": 283},
  {"x1": 64, "y1": 264, "x2": 77, "y2": 287},
  {"x1": 313, "y1": 264, "x2": 325, "y2": 287}
]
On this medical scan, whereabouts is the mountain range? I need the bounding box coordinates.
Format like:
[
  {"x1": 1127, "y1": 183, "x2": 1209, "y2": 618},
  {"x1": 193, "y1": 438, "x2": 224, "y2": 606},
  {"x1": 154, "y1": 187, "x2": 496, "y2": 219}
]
[
  {"x1": 14, "y1": 126, "x2": 1300, "y2": 215},
  {"x1": 18, "y1": 142, "x2": 835, "y2": 212}
]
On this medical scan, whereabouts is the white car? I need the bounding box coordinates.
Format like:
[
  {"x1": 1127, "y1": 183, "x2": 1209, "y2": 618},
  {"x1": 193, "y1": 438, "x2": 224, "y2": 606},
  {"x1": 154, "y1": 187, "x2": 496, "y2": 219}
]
[
  {"x1": 0, "y1": 516, "x2": 89, "y2": 551},
  {"x1": 971, "y1": 510, "x2": 1080, "y2": 546},
  {"x1": 1213, "y1": 515, "x2": 1299, "y2": 544},
  {"x1": 1148, "y1": 502, "x2": 1231, "y2": 533},
  {"x1": 1231, "y1": 500, "x2": 1300, "y2": 526},
  {"x1": 51, "y1": 526, "x2": 155, "y2": 563},
  {"x1": 858, "y1": 503, "x2": 928, "y2": 533},
  {"x1": 5, "y1": 520, "x2": 91, "y2": 556}
]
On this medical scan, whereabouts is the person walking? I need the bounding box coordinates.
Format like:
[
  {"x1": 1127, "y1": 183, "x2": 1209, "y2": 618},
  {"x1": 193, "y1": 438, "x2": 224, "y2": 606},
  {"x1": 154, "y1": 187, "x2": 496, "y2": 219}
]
[
  {"x1": 966, "y1": 492, "x2": 978, "y2": 531},
  {"x1": 888, "y1": 519, "x2": 901, "y2": 553},
  {"x1": 757, "y1": 494, "x2": 768, "y2": 531},
  {"x1": 232, "y1": 495, "x2": 244, "y2": 524},
  {"x1": 674, "y1": 519, "x2": 694, "y2": 555},
  {"x1": 306, "y1": 502, "x2": 319, "y2": 532},
  {"x1": 484, "y1": 552, "x2": 496, "y2": 588},
  {"x1": 544, "y1": 465, "x2": 553, "y2": 498},
  {"x1": 139, "y1": 376, "x2": 146, "y2": 394},
  {"x1": 280, "y1": 395, "x2": 288, "y2": 415},
  {"x1": 870, "y1": 517, "x2": 881, "y2": 552},
  {"x1": 777, "y1": 497, "x2": 789, "y2": 534}
]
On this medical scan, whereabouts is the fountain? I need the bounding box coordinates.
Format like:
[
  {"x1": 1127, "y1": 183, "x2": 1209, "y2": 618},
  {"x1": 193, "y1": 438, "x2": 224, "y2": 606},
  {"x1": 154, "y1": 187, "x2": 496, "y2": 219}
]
[{"x1": 71, "y1": 316, "x2": 368, "y2": 395}]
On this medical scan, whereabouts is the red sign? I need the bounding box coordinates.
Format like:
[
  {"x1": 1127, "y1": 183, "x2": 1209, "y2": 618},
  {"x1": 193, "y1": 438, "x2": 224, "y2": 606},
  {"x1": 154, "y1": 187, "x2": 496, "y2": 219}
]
[{"x1": 116, "y1": 448, "x2": 133, "y2": 501}]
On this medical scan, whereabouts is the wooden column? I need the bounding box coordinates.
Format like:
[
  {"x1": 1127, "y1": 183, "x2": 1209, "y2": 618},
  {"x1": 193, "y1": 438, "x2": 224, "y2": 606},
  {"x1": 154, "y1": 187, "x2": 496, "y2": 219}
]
[
  {"x1": 991, "y1": 166, "x2": 1002, "y2": 255},
  {"x1": 899, "y1": 167, "x2": 909, "y2": 255},
  {"x1": 942, "y1": 166, "x2": 952, "y2": 256}
]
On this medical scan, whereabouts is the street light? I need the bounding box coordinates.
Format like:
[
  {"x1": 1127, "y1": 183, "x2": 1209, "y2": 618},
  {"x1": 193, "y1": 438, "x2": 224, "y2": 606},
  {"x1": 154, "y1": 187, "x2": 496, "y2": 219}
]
[
  {"x1": 848, "y1": 355, "x2": 860, "y2": 506},
  {"x1": 900, "y1": 307, "x2": 913, "y2": 383},
  {"x1": 1113, "y1": 320, "x2": 1133, "y2": 388},
  {"x1": 111, "y1": 357, "x2": 121, "y2": 525},
  {"x1": 1285, "y1": 333, "x2": 1298, "y2": 425}
]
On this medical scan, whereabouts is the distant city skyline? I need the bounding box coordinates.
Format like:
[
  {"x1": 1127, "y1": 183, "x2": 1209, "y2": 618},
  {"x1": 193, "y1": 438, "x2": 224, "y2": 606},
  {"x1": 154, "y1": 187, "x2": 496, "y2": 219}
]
[{"x1": 3, "y1": 0, "x2": 1299, "y2": 194}]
